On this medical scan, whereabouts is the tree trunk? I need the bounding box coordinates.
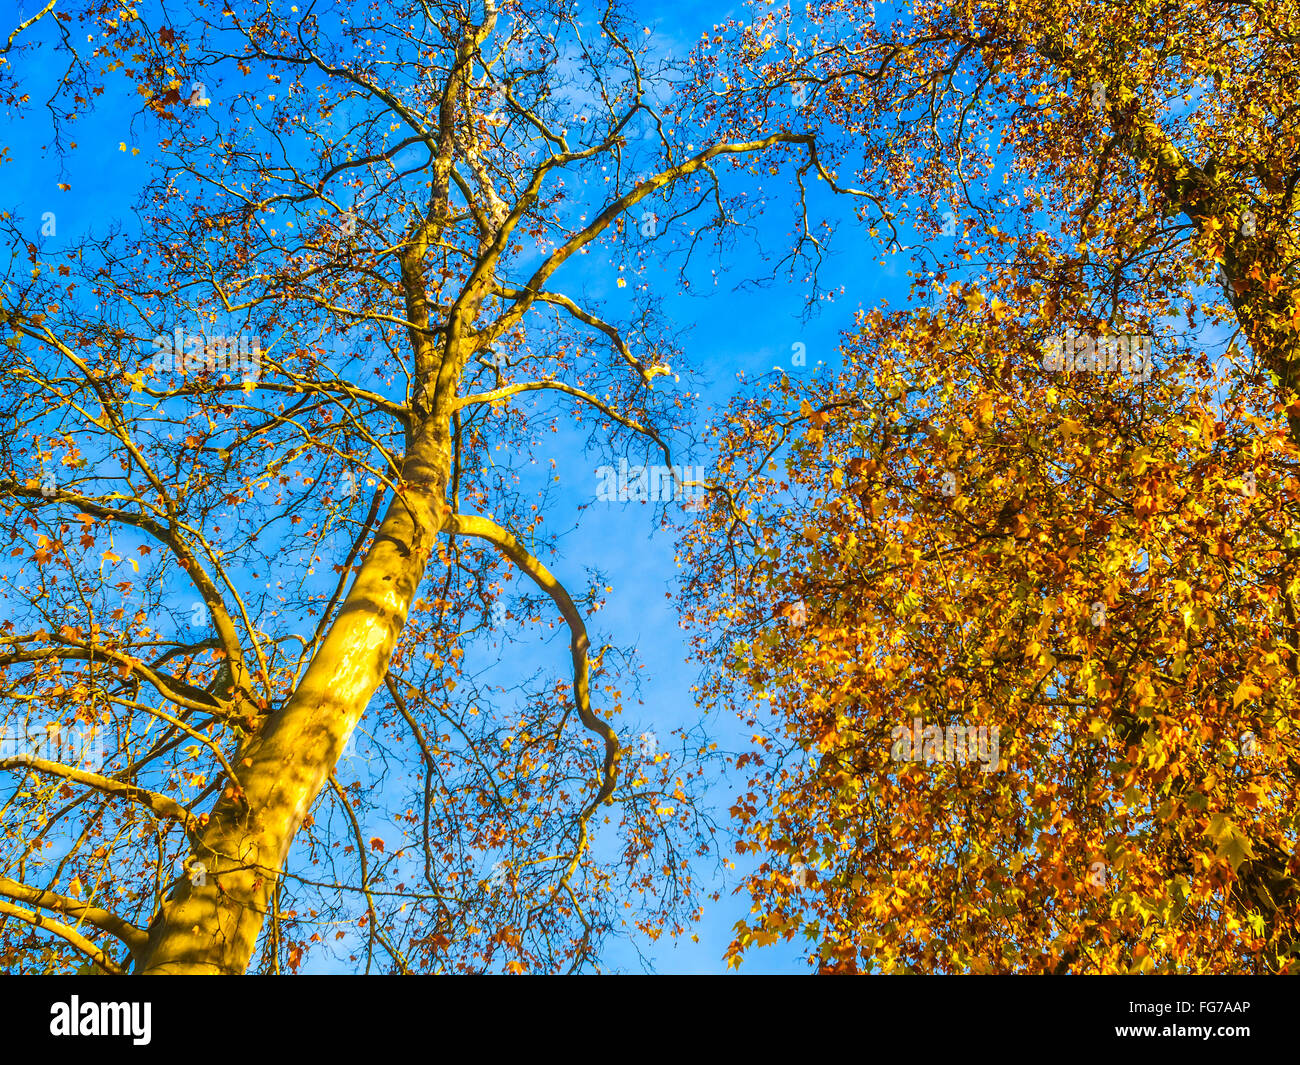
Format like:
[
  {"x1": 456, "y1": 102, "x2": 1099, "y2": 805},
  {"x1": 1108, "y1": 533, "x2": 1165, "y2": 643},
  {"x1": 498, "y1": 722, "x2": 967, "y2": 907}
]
[{"x1": 136, "y1": 424, "x2": 451, "y2": 974}]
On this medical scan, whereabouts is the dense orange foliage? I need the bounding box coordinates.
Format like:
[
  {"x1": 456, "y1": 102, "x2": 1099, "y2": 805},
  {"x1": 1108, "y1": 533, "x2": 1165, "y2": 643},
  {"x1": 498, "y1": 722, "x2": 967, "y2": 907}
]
[{"x1": 683, "y1": 0, "x2": 1300, "y2": 973}]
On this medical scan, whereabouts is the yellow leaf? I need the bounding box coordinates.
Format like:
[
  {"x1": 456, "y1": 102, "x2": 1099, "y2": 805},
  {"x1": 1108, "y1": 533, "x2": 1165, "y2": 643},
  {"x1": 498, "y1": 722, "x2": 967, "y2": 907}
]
[
  {"x1": 1232, "y1": 680, "x2": 1261, "y2": 708},
  {"x1": 1207, "y1": 813, "x2": 1254, "y2": 870}
]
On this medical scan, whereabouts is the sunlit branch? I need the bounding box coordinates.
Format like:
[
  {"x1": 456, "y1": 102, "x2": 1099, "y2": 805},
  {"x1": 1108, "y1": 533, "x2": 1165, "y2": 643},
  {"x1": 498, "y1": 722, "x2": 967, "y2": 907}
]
[
  {"x1": 0, "y1": 754, "x2": 202, "y2": 838},
  {"x1": 0, "y1": 900, "x2": 129, "y2": 974}
]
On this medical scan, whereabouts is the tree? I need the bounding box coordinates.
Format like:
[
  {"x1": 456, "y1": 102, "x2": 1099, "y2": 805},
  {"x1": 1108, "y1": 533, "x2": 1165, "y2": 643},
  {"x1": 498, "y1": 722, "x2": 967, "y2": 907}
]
[
  {"x1": 0, "y1": 0, "x2": 871, "y2": 974},
  {"x1": 683, "y1": 0, "x2": 1300, "y2": 973}
]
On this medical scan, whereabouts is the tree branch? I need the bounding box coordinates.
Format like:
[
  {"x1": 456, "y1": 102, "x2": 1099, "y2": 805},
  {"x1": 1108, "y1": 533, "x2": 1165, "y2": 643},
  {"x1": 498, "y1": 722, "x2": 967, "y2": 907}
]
[{"x1": 0, "y1": 875, "x2": 147, "y2": 958}]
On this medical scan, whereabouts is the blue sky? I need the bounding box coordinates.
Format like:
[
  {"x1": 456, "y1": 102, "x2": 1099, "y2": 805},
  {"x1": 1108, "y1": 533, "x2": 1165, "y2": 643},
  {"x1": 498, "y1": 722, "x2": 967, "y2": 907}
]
[{"x1": 497, "y1": 0, "x2": 896, "y2": 971}]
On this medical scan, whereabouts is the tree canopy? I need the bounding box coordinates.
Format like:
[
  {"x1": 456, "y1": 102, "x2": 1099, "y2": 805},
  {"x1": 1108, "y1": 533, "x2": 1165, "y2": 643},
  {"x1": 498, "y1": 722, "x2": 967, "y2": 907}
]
[
  {"x1": 683, "y1": 0, "x2": 1300, "y2": 973},
  {"x1": 1, "y1": 0, "x2": 1297, "y2": 976}
]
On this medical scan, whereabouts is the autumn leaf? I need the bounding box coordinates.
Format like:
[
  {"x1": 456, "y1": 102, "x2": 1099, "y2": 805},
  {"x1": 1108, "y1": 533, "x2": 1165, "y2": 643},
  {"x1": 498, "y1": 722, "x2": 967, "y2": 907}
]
[
  {"x1": 1232, "y1": 680, "x2": 1262, "y2": 709},
  {"x1": 1207, "y1": 813, "x2": 1254, "y2": 871}
]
